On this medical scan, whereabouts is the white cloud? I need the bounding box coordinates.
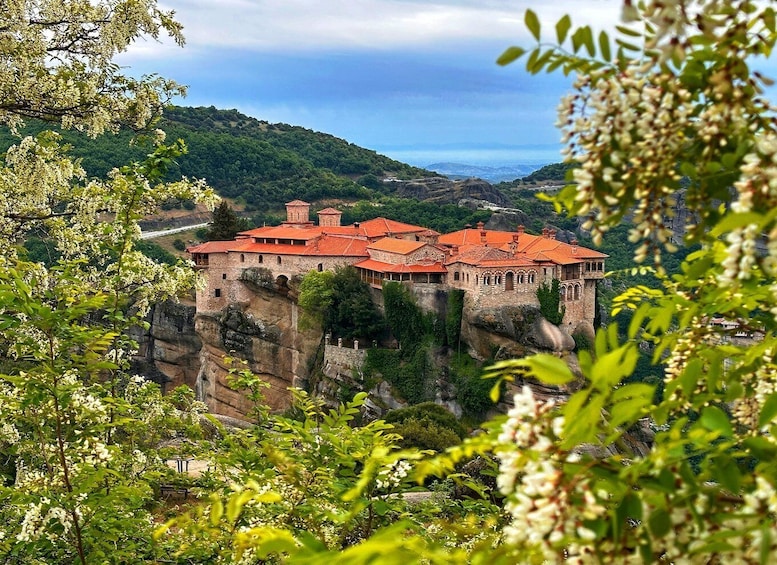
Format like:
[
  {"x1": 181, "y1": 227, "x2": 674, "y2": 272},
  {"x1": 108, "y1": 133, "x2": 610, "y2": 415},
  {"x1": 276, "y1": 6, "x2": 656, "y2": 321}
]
[{"x1": 146, "y1": 0, "x2": 619, "y2": 55}]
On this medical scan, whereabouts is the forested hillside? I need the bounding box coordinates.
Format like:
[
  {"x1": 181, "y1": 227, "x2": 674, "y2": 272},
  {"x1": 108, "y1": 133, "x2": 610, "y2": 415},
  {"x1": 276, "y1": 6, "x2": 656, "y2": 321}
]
[{"x1": 0, "y1": 105, "x2": 432, "y2": 210}]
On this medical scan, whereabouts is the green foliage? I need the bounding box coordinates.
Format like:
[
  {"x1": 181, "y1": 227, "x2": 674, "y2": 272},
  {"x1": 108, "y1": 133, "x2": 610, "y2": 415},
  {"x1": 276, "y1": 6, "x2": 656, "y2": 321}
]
[
  {"x1": 298, "y1": 269, "x2": 335, "y2": 328},
  {"x1": 520, "y1": 161, "x2": 578, "y2": 183},
  {"x1": 385, "y1": 402, "x2": 466, "y2": 439},
  {"x1": 363, "y1": 346, "x2": 432, "y2": 405},
  {"x1": 382, "y1": 281, "x2": 427, "y2": 353},
  {"x1": 445, "y1": 289, "x2": 465, "y2": 348},
  {"x1": 135, "y1": 240, "x2": 179, "y2": 265},
  {"x1": 0, "y1": 105, "x2": 433, "y2": 211},
  {"x1": 205, "y1": 201, "x2": 250, "y2": 241},
  {"x1": 172, "y1": 238, "x2": 186, "y2": 251},
  {"x1": 341, "y1": 197, "x2": 492, "y2": 234},
  {"x1": 536, "y1": 278, "x2": 565, "y2": 325},
  {"x1": 388, "y1": 418, "x2": 462, "y2": 452},
  {"x1": 328, "y1": 267, "x2": 386, "y2": 341},
  {"x1": 450, "y1": 353, "x2": 498, "y2": 420}
]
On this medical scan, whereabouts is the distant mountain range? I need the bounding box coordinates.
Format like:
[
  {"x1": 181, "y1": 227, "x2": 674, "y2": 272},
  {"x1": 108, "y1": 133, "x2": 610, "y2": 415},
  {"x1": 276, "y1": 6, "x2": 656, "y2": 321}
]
[{"x1": 424, "y1": 162, "x2": 545, "y2": 183}]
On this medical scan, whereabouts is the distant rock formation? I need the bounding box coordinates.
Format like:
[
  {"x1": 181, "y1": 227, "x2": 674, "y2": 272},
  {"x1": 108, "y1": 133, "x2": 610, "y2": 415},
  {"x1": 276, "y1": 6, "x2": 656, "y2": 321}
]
[{"x1": 392, "y1": 177, "x2": 510, "y2": 207}]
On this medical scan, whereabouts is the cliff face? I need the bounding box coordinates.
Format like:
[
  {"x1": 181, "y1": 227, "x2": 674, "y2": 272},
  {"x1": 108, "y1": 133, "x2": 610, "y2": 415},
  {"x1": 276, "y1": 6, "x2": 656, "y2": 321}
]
[
  {"x1": 131, "y1": 300, "x2": 202, "y2": 392},
  {"x1": 194, "y1": 284, "x2": 324, "y2": 418},
  {"x1": 138, "y1": 287, "x2": 578, "y2": 421},
  {"x1": 461, "y1": 302, "x2": 576, "y2": 361},
  {"x1": 392, "y1": 177, "x2": 511, "y2": 207}
]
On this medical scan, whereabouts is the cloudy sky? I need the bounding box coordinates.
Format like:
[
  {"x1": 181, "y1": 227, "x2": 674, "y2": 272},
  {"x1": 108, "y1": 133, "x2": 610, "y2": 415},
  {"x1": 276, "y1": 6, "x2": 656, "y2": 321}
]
[{"x1": 119, "y1": 1, "x2": 622, "y2": 166}]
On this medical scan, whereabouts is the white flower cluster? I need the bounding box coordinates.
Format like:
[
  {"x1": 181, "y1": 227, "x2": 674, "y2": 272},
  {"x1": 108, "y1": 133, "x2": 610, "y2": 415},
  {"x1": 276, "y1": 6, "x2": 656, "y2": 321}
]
[
  {"x1": 732, "y1": 347, "x2": 777, "y2": 431},
  {"x1": 497, "y1": 386, "x2": 604, "y2": 563},
  {"x1": 16, "y1": 500, "x2": 77, "y2": 544},
  {"x1": 559, "y1": 67, "x2": 690, "y2": 257},
  {"x1": 375, "y1": 459, "x2": 411, "y2": 491}
]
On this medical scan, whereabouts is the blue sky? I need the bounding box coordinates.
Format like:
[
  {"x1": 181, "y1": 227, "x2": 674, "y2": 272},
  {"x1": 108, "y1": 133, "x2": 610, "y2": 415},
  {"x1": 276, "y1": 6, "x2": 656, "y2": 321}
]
[{"x1": 117, "y1": 2, "x2": 617, "y2": 166}]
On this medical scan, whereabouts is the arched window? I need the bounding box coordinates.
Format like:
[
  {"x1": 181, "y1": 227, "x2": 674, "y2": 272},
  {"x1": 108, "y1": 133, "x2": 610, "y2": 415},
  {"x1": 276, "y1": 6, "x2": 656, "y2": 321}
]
[
  {"x1": 258, "y1": 255, "x2": 263, "y2": 264},
  {"x1": 528, "y1": 272, "x2": 535, "y2": 284},
  {"x1": 317, "y1": 263, "x2": 323, "y2": 272},
  {"x1": 495, "y1": 275, "x2": 502, "y2": 286},
  {"x1": 454, "y1": 271, "x2": 460, "y2": 281},
  {"x1": 574, "y1": 284, "x2": 581, "y2": 300},
  {"x1": 517, "y1": 272, "x2": 524, "y2": 284},
  {"x1": 240, "y1": 253, "x2": 245, "y2": 263},
  {"x1": 277, "y1": 256, "x2": 282, "y2": 265},
  {"x1": 505, "y1": 272, "x2": 514, "y2": 290},
  {"x1": 484, "y1": 275, "x2": 491, "y2": 285}
]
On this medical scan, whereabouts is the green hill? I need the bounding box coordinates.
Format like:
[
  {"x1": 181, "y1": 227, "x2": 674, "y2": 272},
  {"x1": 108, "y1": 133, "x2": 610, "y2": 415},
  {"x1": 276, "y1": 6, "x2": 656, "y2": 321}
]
[{"x1": 0, "y1": 105, "x2": 433, "y2": 211}]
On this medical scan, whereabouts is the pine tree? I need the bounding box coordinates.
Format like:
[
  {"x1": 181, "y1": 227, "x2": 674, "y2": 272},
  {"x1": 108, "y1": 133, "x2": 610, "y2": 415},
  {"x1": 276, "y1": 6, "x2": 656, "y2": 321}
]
[{"x1": 206, "y1": 201, "x2": 248, "y2": 240}]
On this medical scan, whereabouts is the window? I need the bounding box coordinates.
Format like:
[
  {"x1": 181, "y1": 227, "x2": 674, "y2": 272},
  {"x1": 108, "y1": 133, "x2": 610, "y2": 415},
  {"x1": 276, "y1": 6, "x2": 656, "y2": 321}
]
[
  {"x1": 505, "y1": 272, "x2": 514, "y2": 290},
  {"x1": 240, "y1": 254, "x2": 245, "y2": 263},
  {"x1": 484, "y1": 275, "x2": 491, "y2": 285},
  {"x1": 528, "y1": 272, "x2": 535, "y2": 284},
  {"x1": 214, "y1": 288, "x2": 221, "y2": 297},
  {"x1": 259, "y1": 255, "x2": 263, "y2": 264},
  {"x1": 317, "y1": 263, "x2": 323, "y2": 272},
  {"x1": 277, "y1": 256, "x2": 282, "y2": 265},
  {"x1": 454, "y1": 272, "x2": 460, "y2": 281},
  {"x1": 495, "y1": 275, "x2": 501, "y2": 286},
  {"x1": 518, "y1": 273, "x2": 524, "y2": 284},
  {"x1": 222, "y1": 273, "x2": 227, "y2": 279}
]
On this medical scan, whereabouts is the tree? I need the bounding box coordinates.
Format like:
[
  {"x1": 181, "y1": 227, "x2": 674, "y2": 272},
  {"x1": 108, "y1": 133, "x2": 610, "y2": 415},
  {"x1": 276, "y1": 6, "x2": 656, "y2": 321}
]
[
  {"x1": 482, "y1": 1, "x2": 777, "y2": 562},
  {"x1": 206, "y1": 201, "x2": 249, "y2": 241},
  {"x1": 536, "y1": 278, "x2": 565, "y2": 325},
  {"x1": 0, "y1": 2, "x2": 216, "y2": 563}
]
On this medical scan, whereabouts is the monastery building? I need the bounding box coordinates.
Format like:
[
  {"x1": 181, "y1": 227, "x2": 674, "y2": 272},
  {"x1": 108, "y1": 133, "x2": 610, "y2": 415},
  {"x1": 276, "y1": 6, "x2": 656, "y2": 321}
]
[{"x1": 188, "y1": 200, "x2": 607, "y2": 331}]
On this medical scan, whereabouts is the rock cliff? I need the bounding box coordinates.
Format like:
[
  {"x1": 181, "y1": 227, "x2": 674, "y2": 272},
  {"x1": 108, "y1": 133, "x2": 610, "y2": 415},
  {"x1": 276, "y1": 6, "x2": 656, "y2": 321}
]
[
  {"x1": 194, "y1": 283, "x2": 324, "y2": 418},
  {"x1": 131, "y1": 300, "x2": 202, "y2": 392},
  {"x1": 392, "y1": 177, "x2": 511, "y2": 207},
  {"x1": 137, "y1": 287, "x2": 580, "y2": 422}
]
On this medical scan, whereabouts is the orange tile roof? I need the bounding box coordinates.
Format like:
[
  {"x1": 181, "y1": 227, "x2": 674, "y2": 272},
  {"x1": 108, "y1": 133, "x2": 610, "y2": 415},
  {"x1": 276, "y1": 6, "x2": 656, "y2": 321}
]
[
  {"x1": 317, "y1": 207, "x2": 341, "y2": 215},
  {"x1": 286, "y1": 199, "x2": 310, "y2": 206},
  {"x1": 238, "y1": 225, "x2": 323, "y2": 240},
  {"x1": 187, "y1": 235, "x2": 368, "y2": 258},
  {"x1": 359, "y1": 217, "x2": 431, "y2": 238},
  {"x1": 187, "y1": 240, "x2": 237, "y2": 254},
  {"x1": 354, "y1": 258, "x2": 447, "y2": 274},
  {"x1": 367, "y1": 238, "x2": 426, "y2": 255},
  {"x1": 438, "y1": 228, "x2": 515, "y2": 246}
]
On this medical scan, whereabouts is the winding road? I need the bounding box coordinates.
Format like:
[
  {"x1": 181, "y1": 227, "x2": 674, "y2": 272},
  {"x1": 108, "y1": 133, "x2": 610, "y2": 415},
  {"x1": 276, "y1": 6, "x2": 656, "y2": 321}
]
[{"x1": 140, "y1": 222, "x2": 209, "y2": 240}]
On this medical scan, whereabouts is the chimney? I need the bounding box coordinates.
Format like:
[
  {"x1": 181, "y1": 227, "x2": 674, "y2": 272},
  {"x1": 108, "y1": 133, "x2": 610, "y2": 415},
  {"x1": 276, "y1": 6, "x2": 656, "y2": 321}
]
[
  {"x1": 542, "y1": 227, "x2": 550, "y2": 238},
  {"x1": 549, "y1": 228, "x2": 557, "y2": 240},
  {"x1": 510, "y1": 233, "x2": 519, "y2": 255},
  {"x1": 571, "y1": 238, "x2": 578, "y2": 254},
  {"x1": 516, "y1": 224, "x2": 525, "y2": 235},
  {"x1": 476, "y1": 221, "x2": 484, "y2": 230}
]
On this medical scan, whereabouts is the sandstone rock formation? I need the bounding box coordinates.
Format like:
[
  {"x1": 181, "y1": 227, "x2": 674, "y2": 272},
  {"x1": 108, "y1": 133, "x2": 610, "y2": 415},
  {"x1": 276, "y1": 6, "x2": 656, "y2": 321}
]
[
  {"x1": 131, "y1": 300, "x2": 201, "y2": 392},
  {"x1": 461, "y1": 302, "x2": 576, "y2": 362},
  {"x1": 392, "y1": 177, "x2": 510, "y2": 207}
]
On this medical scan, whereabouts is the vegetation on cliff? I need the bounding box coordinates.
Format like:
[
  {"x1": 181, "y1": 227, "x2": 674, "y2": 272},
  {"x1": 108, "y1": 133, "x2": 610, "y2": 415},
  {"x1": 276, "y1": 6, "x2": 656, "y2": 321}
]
[{"x1": 5, "y1": 1, "x2": 777, "y2": 563}]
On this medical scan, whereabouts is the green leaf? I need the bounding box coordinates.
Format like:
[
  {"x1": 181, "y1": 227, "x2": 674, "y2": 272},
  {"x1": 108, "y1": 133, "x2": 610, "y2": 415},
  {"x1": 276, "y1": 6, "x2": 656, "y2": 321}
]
[
  {"x1": 758, "y1": 392, "x2": 777, "y2": 428},
  {"x1": 496, "y1": 46, "x2": 526, "y2": 66},
  {"x1": 556, "y1": 15, "x2": 571, "y2": 44},
  {"x1": 714, "y1": 455, "x2": 741, "y2": 493},
  {"x1": 598, "y1": 31, "x2": 612, "y2": 61},
  {"x1": 525, "y1": 354, "x2": 575, "y2": 385},
  {"x1": 525, "y1": 9, "x2": 541, "y2": 41},
  {"x1": 211, "y1": 498, "x2": 224, "y2": 525},
  {"x1": 649, "y1": 508, "x2": 671, "y2": 538},
  {"x1": 700, "y1": 405, "x2": 733, "y2": 437}
]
